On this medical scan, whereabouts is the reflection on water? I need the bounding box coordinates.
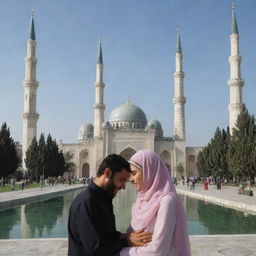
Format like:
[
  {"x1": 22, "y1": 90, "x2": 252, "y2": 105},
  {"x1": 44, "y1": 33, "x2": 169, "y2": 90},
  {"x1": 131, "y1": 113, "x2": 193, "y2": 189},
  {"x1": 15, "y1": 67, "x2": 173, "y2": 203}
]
[
  {"x1": 1, "y1": 185, "x2": 256, "y2": 239},
  {"x1": 0, "y1": 188, "x2": 84, "y2": 239},
  {"x1": 0, "y1": 208, "x2": 20, "y2": 239},
  {"x1": 196, "y1": 198, "x2": 256, "y2": 234},
  {"x1": 24, "y1": 197, "x2": 64, "y2": 237},
  {"x1": 113, "y1": 183, "x2": 137, "y2": 233}
]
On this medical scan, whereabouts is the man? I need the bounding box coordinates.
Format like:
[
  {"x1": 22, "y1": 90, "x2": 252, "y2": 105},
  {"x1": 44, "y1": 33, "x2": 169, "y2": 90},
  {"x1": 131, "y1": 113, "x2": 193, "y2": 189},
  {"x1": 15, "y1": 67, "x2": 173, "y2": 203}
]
[{"x1": 68, "y1": 154, "x2": 152, "y2": 256}]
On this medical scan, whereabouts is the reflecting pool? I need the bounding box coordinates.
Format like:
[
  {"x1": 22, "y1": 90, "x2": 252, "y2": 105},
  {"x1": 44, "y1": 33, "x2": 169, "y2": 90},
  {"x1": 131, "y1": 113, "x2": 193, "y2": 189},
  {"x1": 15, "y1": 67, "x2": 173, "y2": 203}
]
[{"x1": 1, "y1": 185, "x2": 256, "y2": 239}]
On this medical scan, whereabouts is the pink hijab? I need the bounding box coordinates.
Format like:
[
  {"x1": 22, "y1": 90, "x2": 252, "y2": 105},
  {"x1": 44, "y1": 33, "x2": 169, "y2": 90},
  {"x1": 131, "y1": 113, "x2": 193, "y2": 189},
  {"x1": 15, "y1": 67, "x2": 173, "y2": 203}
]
[{"x1": 129, "y1": 150, "x2": 191, "y2": 256}]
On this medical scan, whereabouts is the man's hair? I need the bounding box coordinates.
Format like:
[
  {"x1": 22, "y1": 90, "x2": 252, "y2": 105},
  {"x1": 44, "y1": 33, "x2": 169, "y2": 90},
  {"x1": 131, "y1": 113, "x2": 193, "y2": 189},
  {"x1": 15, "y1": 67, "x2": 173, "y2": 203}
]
[{"x1": 96, "y1": 154, "x2": 131, "y2": 177}]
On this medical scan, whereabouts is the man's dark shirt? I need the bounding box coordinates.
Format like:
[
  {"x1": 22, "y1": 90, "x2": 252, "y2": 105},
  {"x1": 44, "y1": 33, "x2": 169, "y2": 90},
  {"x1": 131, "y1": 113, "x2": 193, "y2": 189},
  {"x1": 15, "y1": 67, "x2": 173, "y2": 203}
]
[{"x1": 68, "y1": 181, "x2": 128, "y2": 256}]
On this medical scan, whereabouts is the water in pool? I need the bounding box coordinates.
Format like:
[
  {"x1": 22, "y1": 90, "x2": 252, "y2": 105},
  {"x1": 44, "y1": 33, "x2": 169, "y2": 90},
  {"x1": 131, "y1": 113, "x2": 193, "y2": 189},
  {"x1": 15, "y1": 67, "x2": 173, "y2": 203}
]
[{"x1": 1, "y1": 185, "x2": 256, "y2": 239}]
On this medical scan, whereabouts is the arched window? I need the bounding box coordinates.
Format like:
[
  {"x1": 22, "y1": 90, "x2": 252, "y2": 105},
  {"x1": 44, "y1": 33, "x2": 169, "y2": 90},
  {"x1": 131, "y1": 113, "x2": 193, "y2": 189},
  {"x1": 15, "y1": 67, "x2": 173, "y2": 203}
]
[
  {"x1": 119, "y1": 147, "x2": 136, "y2": 160},
  {"x1": 82, "y1": 163, "x2": 90, "y2": 178}
]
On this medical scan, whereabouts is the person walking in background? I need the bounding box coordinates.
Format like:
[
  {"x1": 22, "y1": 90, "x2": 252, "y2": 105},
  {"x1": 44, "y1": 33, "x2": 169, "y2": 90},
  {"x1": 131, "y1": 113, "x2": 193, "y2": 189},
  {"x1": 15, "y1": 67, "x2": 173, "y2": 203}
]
[
  {"x1": 11, "y1": 177, "x2": 16, "y2": 191},
  {"x1": 216, "y1": 176, "x2": 222, "y2": 190},
  {"x1": 204, "y1": 178, "x2": 209, "y2": 190}
]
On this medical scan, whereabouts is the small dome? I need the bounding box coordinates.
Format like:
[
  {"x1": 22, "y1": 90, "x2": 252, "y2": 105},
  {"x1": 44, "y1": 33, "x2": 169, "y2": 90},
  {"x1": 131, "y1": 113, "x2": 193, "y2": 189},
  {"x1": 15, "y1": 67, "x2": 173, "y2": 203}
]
[
  {"x1": 109, "y1": 101, "x2": 147, "y2": 122},
  {"x1": 146, "y1": 119, "x2": 163, "y2": 137},
  {"x1": 102, "y1": 121, "x2": 112, "y2": 129},
  {"x1": 147, "y1": 119, "x2": 162, "y2": 130},
  {"x1": 79, "y1": 123, "x2": 94, "y2": 132},
  {"x1": 78, "y1": 123, "x2": 94, "y2": 140}
]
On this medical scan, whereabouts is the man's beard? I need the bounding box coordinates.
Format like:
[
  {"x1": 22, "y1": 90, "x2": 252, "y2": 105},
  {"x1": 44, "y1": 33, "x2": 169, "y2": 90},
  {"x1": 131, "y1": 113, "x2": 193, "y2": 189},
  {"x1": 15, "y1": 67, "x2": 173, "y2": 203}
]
[{"x1": 105, "y1": 175, "x2": 119, "y2": 199}]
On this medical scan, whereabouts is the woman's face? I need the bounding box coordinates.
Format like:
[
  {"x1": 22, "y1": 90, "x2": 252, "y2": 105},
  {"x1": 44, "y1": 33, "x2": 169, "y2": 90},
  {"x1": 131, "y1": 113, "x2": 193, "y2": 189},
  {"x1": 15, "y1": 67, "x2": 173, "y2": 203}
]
[{"x1": 130, "y1": 164, "x2": 144, "y2": 191}]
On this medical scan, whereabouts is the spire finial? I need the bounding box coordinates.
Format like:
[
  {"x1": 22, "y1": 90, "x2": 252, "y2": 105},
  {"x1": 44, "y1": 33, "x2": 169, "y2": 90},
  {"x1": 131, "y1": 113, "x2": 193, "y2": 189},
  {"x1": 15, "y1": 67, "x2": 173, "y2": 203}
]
[
  {"x1": 127, "y1": 96, "x2": 131, "y2": 103},
  {"x1": 29, "y1": 9, "x2": 36, "y2": 40},
  {"x1": 231, "y1": 3, "x2": 239, "y2": 34},
  {"x1": 176, "y1": 28, "x2": 182, "y2": 54},
  {"x1": 97, "y1": 36, "x2": 103, "y2": 64}
]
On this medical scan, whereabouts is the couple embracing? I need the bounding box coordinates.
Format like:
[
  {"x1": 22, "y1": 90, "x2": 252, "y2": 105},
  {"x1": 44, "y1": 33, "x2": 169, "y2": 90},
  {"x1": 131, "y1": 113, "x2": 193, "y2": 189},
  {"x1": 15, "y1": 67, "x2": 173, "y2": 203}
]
[{"x1": 68, "y1": 150, "x2": 191, "y2": 256}]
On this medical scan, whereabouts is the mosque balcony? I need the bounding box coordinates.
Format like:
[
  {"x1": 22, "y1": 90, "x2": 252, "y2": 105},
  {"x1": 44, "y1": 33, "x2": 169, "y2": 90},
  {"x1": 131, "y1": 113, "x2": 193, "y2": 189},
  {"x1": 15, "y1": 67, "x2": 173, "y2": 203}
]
[
  {"x1": 227, "y1": 78, "x2": 244, "y2": 87},
  {"x1": 228, "y1": 55, "x2": 241, "y2": 63},
  {"x1": 173, "y1": 71, "x2": 184, "y2": 78},
  {"x1": 24, "y1": 56, "x2": 37, "y2": 64},
  {"x1": 173, "y1": 97, "x2": 186, "y2": 104},
  {"x1": 93, "y1": 103, "x2": 105, "y2": 109},
  {"x1": 94, "y1": 81, "x2": 105, "y2": 88},
  {"x1": 22, "y1": 112, "x2": 39, "y2": 120},
  {"x1": 228, "y1": 103, "x2": 245, "y2": 111},
  {"x1": 23, "y1": 80, "x2": 39, "y2": 88}
]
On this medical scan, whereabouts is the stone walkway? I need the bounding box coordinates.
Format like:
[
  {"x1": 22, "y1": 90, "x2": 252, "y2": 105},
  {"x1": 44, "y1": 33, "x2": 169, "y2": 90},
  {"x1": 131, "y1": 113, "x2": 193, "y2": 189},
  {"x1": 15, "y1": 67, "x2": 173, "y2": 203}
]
[
  {"x1": 0, "y1": 184, "x2": 86, "y2": 211},
  {"x1": 0, "y1": 235, "x2": 256, "y2": 256},
  {"x1": 176, "y1": 183, "x2": 256, "y2": 215}
]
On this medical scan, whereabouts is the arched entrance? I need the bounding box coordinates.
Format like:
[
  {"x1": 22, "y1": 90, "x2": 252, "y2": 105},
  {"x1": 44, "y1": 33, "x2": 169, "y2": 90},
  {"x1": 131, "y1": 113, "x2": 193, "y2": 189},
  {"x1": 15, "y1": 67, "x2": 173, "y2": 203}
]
[
  {"x1": 160, "y1": 151, "x2": 171, "y2": 174},
  {"x1": 187, "y1": 155, "x2": 196, "y2": 177},
  {"x1": 82, "y1": 163, "x2": 90, "y2": 178},
  {"x1": 119, "y1": 147, "x2": 136, "y2": 160}
]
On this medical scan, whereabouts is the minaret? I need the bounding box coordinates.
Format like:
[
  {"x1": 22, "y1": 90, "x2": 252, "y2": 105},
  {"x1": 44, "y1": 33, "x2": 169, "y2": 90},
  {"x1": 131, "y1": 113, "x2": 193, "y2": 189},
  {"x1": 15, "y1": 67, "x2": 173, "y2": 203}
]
[
  {"x1": 228, "y1": 4, "x2": 244, "y2": 133},
  {"x1": 173, "y1": 29, "x2": 186, "y2": 140},
  {"x1": 93, "y1": 38, "x2": 105, "y2": 138},
  {"x1": 22, "y1": 10, "x2": 39, "y2": 170}
]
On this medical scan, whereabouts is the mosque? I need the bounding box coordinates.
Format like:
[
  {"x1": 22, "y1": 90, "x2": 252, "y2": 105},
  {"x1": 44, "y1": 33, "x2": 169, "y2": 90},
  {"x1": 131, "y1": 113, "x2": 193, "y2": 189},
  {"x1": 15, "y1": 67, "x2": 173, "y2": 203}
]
[{"x1": 21, "y1": 6, "x2": 243, "y2": 178}]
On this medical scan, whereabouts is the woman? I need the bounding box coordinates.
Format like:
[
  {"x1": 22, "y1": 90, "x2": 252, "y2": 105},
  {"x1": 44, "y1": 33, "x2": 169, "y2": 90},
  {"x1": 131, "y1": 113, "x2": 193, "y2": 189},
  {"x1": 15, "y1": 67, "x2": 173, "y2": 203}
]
[
  {"x1": 121, "y1": 150, "x2": 191, "y2": 256},
  {"x1": 203, "y1": 178, "x2": 209, "y2": 190}
]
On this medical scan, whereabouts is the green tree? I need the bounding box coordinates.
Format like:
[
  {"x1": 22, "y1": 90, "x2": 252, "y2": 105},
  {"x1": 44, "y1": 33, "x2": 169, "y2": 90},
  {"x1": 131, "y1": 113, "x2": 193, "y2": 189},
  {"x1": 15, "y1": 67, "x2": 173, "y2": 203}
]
[
  {"x1": 0, "y1": 123, "x2": 19, "y2": 180},
  {"x1": 45, "y1": 134, "x2": 65, "y2": 177},
  {"x1": 57, "y1": 150, "x2": 65, "y2": 176},
  {"x1": 227, "y1": 108, "x2": 256, "y2": 179},
  {"x1": 197, "y1": 127, "x2": 231, "y2": 178},
  {"x1": 25, "y1": 137, "x2": 39, "y2": 177},
  {"x1": 37, "y1": 134, "x2": 47, "y2": 178},
  {"x1": 197, "y1": 145, "x2": 211, "y2": 177},
  {"x1": 64, "y1": 151, "x2": 76, "y2": 175}
]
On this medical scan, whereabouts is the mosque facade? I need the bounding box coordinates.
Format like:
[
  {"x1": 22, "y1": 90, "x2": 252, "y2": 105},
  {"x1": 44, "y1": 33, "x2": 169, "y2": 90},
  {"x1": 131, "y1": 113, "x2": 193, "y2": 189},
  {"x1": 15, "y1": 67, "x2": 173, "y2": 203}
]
[{"x1": 22, "y1": 6, "x2": 243, "y2": 178}]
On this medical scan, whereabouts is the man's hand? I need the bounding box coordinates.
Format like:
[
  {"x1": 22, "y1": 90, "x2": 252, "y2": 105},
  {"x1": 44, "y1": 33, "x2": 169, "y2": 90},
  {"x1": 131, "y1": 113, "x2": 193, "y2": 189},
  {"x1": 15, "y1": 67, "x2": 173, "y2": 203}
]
[{"x1": 127, "y1": 229, "x2": 152, "y2": 247}]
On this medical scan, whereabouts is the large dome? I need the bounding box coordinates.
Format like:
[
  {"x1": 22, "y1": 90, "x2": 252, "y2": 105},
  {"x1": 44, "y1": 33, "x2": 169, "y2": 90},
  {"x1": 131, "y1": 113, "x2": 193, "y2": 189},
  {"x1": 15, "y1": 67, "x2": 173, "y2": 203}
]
[{"x1": 109, "y1": 101, "x2": 147, "y2": 122}]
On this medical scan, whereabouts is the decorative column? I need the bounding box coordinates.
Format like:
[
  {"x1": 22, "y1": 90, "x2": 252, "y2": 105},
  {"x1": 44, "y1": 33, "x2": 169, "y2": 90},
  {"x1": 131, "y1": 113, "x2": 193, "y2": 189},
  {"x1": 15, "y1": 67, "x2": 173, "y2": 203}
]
[
  {"x1": 22, "y1": 11, "x2": 39, "y2": 171},
  {"x1": 173, "y1": 29, "x2": 186, "y2": 141},
  {"x1": 93, "y1": 39, "x2": 105, "y2": 138},
  {"x1": 228, "y1": 4, "x2": 244, "y2": 134}
]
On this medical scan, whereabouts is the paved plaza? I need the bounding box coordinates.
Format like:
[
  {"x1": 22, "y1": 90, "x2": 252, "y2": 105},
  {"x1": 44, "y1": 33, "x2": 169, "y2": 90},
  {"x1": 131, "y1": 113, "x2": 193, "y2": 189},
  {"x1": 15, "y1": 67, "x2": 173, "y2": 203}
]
[
  {"x1": 1, "y1": 235, "x2": 256, "y2": 256},
  {"x1": 0, "y1": 183, "x2": 256, "y2": 255},
  {"x1": 176, "y1": 183, "x2": 256, "y2": 215}
]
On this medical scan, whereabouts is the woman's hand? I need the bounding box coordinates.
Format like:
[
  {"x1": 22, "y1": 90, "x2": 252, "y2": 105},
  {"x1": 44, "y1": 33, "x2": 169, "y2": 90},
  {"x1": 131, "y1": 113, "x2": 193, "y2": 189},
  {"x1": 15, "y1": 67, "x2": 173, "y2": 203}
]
[{"x1": 127, "y1": 229, "x2": 152, "y2": 247}]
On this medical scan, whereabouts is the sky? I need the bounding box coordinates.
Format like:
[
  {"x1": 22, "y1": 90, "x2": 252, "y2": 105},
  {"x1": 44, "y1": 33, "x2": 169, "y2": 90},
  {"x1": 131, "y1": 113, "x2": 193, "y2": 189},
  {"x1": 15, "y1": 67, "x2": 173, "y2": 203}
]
[{"x1": 1, "y1": 0, "x2": 256, "y2": 147}]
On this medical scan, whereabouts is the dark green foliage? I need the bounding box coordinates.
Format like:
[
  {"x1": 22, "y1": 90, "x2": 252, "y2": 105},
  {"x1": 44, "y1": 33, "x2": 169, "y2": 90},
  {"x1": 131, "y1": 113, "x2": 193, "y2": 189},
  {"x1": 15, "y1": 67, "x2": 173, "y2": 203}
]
[
  {"x1": 25, "y1": 137, "x2": 39, "y2": 177},
  {"x1": 25, "y1": 197, "x2": 64, "y2": 237},
  {"x1": 197, "y1": 200, "x2": 256, "y2": 234},
  {"x1": 0, "y1": 123, "x2": 19, "y2": 178},
  {"x1": 25, "y1": 133, "x2": 65, "y2": 178},
  {"x1": 37, "y1": 134, "x2": 47, "y2": 178},
  {"x1": 64, "y1": 151, "x2": 76, "y2": 174},
  {"x1": 197, "y1": 127, "x2": 230, "y2": 178},
  {"x1": 198, "y1": 108, "x2": 256, "y2": 179},
  {"x1": 0, "y1": 208, "x2": 20, "y2": 239},
  {"x1": 227, "y1": 109, "x2": 256, "y2": 179}
]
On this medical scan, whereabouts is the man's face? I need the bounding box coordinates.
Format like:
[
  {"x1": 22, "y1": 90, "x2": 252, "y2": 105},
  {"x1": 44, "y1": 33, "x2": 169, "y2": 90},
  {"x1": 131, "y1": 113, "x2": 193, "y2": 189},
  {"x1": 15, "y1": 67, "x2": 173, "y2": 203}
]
[{"x1": 105, "y1": 168, "x2": 130, "y2": 198}]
